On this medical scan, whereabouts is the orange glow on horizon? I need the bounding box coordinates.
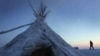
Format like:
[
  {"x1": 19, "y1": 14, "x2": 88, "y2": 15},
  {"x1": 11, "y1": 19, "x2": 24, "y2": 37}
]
[{"x1": 70, "y1": 41, "x2": 100, "y2": 49}]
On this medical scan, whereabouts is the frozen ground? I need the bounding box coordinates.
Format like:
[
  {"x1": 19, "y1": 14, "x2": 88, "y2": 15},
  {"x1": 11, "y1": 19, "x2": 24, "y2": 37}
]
[{"x1": 80, "y1": 49, "x2": 100, "y2": 56}]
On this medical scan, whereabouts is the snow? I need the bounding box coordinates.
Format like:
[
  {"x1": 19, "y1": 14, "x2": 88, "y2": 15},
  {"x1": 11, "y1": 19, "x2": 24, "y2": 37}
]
[{"x1": 80, "y1": 49, "x2": 100, "y2": 56}]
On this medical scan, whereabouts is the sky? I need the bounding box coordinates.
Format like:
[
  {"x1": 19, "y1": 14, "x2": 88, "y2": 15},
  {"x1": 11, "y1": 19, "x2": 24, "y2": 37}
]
[{"x1": 0, "y1": 0, "x2": 100, "y2": 49}]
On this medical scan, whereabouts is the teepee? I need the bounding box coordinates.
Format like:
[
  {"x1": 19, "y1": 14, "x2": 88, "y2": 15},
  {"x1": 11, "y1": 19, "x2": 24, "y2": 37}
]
[{"x1": 0, "y1": 1, "x2": 84, "y2": 56}]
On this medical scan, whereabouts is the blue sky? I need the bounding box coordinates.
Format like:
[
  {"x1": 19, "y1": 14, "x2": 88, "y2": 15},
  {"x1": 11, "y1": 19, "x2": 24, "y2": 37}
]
[{"x1": 0, "y1": 0, "x2": 100, "y2": 49}]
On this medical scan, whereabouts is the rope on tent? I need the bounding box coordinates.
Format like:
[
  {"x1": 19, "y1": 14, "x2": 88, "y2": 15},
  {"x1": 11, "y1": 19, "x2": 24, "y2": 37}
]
[{"x1": 0, "y1": 22, "x2": 33, "y2": 34}]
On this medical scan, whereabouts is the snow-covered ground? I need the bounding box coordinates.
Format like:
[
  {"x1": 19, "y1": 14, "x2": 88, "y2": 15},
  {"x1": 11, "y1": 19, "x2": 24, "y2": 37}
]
[{"x1": 80, "y1": 49, "x2": 100, "y2": 56}]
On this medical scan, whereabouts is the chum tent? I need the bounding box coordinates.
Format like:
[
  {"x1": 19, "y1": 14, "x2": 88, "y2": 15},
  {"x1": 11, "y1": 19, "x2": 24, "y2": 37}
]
[{"x1": 0, "y1": 1, "x2": 84, "y2": 56}]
